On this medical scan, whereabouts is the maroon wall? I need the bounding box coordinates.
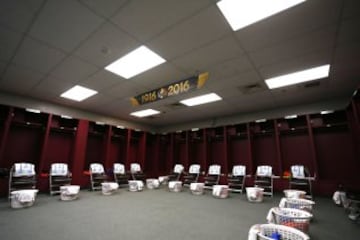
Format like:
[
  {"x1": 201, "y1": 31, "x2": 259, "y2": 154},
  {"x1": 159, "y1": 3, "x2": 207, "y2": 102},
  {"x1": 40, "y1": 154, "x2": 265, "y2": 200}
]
[{"x1": 0, "y1": 90, "x2": 359, "y2": 197}]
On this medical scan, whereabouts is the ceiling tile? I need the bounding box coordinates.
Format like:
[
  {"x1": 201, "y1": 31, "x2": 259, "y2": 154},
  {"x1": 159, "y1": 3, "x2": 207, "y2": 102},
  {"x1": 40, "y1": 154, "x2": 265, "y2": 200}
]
[
  {"x1": 172, "y1": 36, "x2": 244, "y2": 74},
  {"x1": 0, "y1": 27, "x2": 23, "y2": 62},
  {"x1": 226, "y1": 92, "x2": 277, "y2": 114},
  {"x1": 272, "y1": 84, "x2": 332, "y2": 107},
  {"x1": 236, "y1": 0, "x2": 342, "y2": 51},
  {"x1": 77, "y1": 93, "x2": 115, "y2": 109},
  {"x1": 32, "y1": 75, "x2": 76, "y2": 98},
  {"x1": 209, "y1": 54, "x2": 255, "y2": 82},
  {"x1": 12, "y1": 37, "x2": 66, "y2": 74},
  {"x1": 78, "y1": 69, "x2": 126, "y2": 92},
  {"x1": 148, "y1": 5, "x2": 231, "y2": 59},
  {"x1": 249, "y1": 25, "x2": 337, "y2": 68},
  {"x1": 50, "y1": 56, "x2": 99, "y2": 83},
  {"x1": 342, "y1": 0, "x2": 360, "y2": 19},
  {"x1": 79, "y1": 0, "x2": 128, "y2": 18},
  {"x1": 74, "y1": 23, "x2": 139, "y2": 68},
  {"x1": 0, "y1": 64, "x2": 44, "y2": 94},
  {"x1": 258, "y1": 49, "x2": 333, "y2": 80},
  {"x1": 131, "y1": 63, "x2": 188, "y2": 89},
  {"x1": 29, "y1": 0, "x2": 104, "y2": 52},
  {"x1": 0, "y1": 61, "x2": 7, "y2": 78},
  {"x1": 331, "y1": 43, "x2": 360, "y2": 85},
  {"x1": 111, "y1": 0, "x2": 213, "y2": 42},
  {"x1": 0, "y1": 0, "x2": 43, "y2": 32},
  {"x1": 337, "y1": 17, "x2": 360, "y2": 45},
  {"x1": 106, "y1": 81, "x2": 148, "y2": 99}
]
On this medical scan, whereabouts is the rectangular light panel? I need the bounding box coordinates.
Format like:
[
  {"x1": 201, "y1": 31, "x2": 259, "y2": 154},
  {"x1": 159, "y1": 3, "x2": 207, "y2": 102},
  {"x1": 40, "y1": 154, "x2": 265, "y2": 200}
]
[
  {"x1": 25, "y1": 108, "x2": 41, "y2": 113},
  {"x1": 105, "y1": 45, "x2": 166, "y2": 79},
  {"x1": 284, "y1": 115, "x2": 298, "y2": 119},
  {"x1": 180, "y1": 93, "x2": 222, "y2": 106},
  {"x1": 130, "y1": 109, "x2": 160, "y2": 118},
  {"x1": 265, "y1": 64, "x2": 330, "y2": 89},
  {"x1": 217, "y1": 0, "x2": 306, "y2": 31},
  {"x1": 60, "y1": 85, "x2": 98, "y2": 102},
  {"x1": 320, "y1": 110, "x2": 334, "y2": 115}
]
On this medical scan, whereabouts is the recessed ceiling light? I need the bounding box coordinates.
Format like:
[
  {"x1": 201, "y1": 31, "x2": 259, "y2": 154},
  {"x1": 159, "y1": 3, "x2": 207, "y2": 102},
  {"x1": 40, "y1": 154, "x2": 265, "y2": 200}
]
[
  {"x1": 105, "y1": 45, "x2": 166, "y2": 79},
  {"x1": 130, "y1": 109, "x2": 160, "y2": 118},
  {"x1": 60, "y1": 115, "x2": 72, "y2": 119},
  {"x1": 217, "y1": 0, "x2": 306, "y2": 31},
  {"x1": 265, "y1": 64, "x2": 330, "y2": 89},
  {"x1": 255, "y1": 119, "x2": 267, "y2": 123},
  {"x1": 116, "y1": 125, "x2": 125, "y2": 129},
  {"x1": 95, "y1": 121, "x2": 105, "y2": 125},
  {"x1": 60, "y1": 85, "x2": 97, "y2": 102},
  {"x1": 320, "y1": 110, "x2": 334, "y2": 115},
  {"x1": 180, "y1": 93, "x2": 222, "y2": 106},
  {"x1": 25, "y1": 108, "x2": 41, "y2": 113},
  {"x1": 284, "y1": 115, "x2": 298, "y2": 119}
]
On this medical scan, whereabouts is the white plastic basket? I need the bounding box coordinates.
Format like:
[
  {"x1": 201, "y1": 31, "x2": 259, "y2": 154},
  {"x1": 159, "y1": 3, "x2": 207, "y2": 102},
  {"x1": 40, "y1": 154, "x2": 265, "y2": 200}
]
[
  {"x1": 146, "y1": 179, "x2": 160, "y2": 189},
  {"x1": 101, "y1": 182, "x2": 119, "y2": 195},
  {"x1": 10, "y1": 189, "x2": 38, "y2": 208},
  {"x1": 212, "y1": 185, "x2": 229, "y2": 199},
  {"x1": 190, "y1": 182, "x2": 204, "y2": 195},
  {"x1": 249, "y1": 223, "x2": 310, "y2": 240},
  {"x1": 246, "y1": 187, "x2": 264, "y2": 202},
  {"x1": 128, "y1": 180, "x2": 144, "y2": 192},
  {"x1": 284, "y1": 189, "x2": 306, "y2": 199},
  {"x1": 60, "y1": 185, "x2": 80, "y2": 200},
  {"x1": 268, "y1": 207, "x2": 313, "y2": 233},
  {"x1": 280, "y1": 197, "x2": 315, "y2": 213},
  {"x1": 168, "y1": 181, "x2": 182, "y2": 192}
]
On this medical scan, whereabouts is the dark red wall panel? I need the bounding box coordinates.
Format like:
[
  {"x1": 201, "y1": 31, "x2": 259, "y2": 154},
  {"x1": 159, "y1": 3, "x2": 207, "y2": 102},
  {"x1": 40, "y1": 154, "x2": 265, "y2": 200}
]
[
  {"x1": 84, "y1": 136, "x2": 104, "y2": 169},
  {"x1": 228, "y1": 139, "x2": 250, "y2": 170},
  {"x1": 43, "y1": 132, "x2": 73, "y2": 171},
  {"x1": 314, "y1": 130, "x2": 357, "y2": 181},
  {"x1": 280, "y1": 133, "x2": 313, "y2": 173},
  {"x1": 4, "y1": 126, "x2": 42, "y2": 167},
  {"x1": 252, "y1": 135, "x2": 279, "y2": 175}
]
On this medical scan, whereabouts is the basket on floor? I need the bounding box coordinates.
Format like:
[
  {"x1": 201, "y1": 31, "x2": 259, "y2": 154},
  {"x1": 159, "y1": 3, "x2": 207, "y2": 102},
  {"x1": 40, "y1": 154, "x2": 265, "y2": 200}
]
[
  {"x1": 284, "y1": 189, "x2": 306, "y2": 199},
  {"x1": 248, "y1": 223, "x2": 310, "y2": 240},
  {"x1": 268, "y1": 207, "x2": 313, "y2": 233},
  {"x1": 280, "y1": 197, "x2": 315, "y2": 213}
]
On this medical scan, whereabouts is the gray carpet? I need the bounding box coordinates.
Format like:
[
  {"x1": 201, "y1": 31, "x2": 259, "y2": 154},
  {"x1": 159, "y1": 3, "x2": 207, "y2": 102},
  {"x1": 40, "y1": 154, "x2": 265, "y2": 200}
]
[{"x1": 0, "y1": 187, "x2": 359, "y2": 240}]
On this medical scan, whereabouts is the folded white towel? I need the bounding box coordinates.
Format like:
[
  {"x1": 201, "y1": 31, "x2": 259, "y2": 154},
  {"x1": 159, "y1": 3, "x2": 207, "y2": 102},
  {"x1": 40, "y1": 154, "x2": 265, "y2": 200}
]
[
  {"x1": 279, "y1": 197, "x2": 287, "y2": 208},
  {"x1": 17, "y1": 192, "x2": 34, "y2": 202},
  {"x1": 266, "y1": 208, "x2": 275, "y2": 223},
  {"x1": 248, "y1": 225, "x2": 260, "y2": 240}
]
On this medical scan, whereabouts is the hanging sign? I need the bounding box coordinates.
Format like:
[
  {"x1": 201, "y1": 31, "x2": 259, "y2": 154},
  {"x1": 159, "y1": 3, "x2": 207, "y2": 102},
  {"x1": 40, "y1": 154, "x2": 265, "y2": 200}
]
[{"x1": 130, "y1": 72, "x2": 209, "y2": 106}]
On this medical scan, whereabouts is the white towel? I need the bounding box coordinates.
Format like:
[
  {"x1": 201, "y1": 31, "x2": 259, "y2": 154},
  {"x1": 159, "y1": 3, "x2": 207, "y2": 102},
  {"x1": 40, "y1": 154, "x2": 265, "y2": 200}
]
[
  {"x1": 66, "y1": 188, "x2": 78, "y2": 195},
  {"x1": 17, "y1": 192, "x2": 34, "y2": 202},
  {"x1": 279, "y1": 197, "x2": 287, "y2": 208},
  {"x1": 266, "y1": 208, "x2": 275, "y2": 223},
  {"x1": 137, "y1": 181, "x2": 144, "y2": 190},
  {"x1": 248, "y1": 225, "x2": 260, "y2": 240}
]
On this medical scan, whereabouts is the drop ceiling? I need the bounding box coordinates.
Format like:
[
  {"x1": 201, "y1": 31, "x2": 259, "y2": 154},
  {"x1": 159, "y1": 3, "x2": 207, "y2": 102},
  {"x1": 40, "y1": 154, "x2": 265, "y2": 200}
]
[{"x1": 0, "y1": 0, "x2": 359, "y2": 132}]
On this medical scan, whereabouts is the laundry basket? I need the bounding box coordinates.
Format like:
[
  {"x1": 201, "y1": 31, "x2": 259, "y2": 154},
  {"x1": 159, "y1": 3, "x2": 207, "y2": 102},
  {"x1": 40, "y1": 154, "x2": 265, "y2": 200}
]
[
  {"x1": 268, "y1": 207, "x2": 313, "y2": 233},
  {"x1": 248, "y1": 223, "x2": 310, "y2": 240},
  {"x1": 246, "y1": 187, "x2": 264, "y2": 202},
  {"x1": 280, "y1": 197, "x2": 315, "y2": 213},
  {"x1": 283, "y1": 189, "x2": 306, "y2": 199}
]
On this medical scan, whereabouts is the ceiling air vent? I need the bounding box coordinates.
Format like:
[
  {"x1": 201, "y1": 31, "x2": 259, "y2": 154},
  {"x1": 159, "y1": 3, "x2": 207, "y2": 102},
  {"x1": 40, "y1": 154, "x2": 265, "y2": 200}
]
[
  {"x1": 166, "y1": 102, "x2": 185, "y2": 110},
  {"x1": 238, "y1": 82, "x2": 264, "y2": 94}
]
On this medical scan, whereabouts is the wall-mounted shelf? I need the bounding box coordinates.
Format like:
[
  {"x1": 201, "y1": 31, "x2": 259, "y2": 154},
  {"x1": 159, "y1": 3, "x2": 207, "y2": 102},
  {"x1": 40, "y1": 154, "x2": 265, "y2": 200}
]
[
  {"x1": 11, "y1": 107, "x2": 48, "y2": 129},
  {"x1": 50, "y1": 115, "x2": 78, "y2": 134},
  {"x1": 310, "y1": 111, "x2": 349, "y2": 131},
  {"x1": 111, "y1": 126, "x2": 127, "y2": 139},
  {"x1": 250, "y1": 121, "x2": 275, "y2": 136}
]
